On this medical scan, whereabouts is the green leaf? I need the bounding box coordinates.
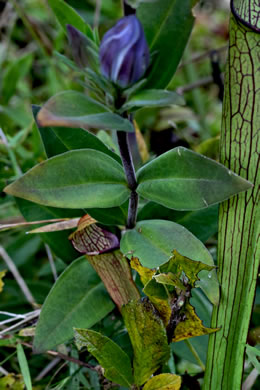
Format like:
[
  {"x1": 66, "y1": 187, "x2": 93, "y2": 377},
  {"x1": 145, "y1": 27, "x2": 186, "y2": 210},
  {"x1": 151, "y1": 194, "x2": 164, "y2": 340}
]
[
  {"x1": 136, "y1": 147, "x2": 252, "y2": 210},
  {"x1": 5, "y1": 149, "x2": 130, "y2": 209},
  {"x1": 120, "y1": 219, "x2": 219, "y2": 305},
  {"x1": 1, "y1": 53, "x2": 33, "y2": 105},
  {"x1": 137, "y1": 202, "x2": 219, "y2": 242},
  {"x1": 172, "y1": 334, "x2": 209, "y2": 366},
  {"x1": 122, "y1": 299, "x2": 170, "y2": 386},
  {"x1": 37, "y1": 91, "x2": 134, "y2": 132},
  {"x1": 32, "y1": 106, "x2": 127, "y2": 226},
  {"x1": 143, "y1": 373, "x2": 182, "y2": 390},
  {"x1": 137, "y1": 0, "x2": 197, "y2": 88},
  {"x1": 122, "y1": 89, "x2": 185, "y2": 111},
  {"x1": 32, "y1": 105, "x2": 121, "y2": 163},
  {"x1": 121, "y1": 219, "x2": 213, "y2": 268},
  {"x1": 16, "y1": 344, "x2": 32, "y2": 390},
  {"x1": 195, "y1": 268, "x2": 220, "y2": 307},
  {"x1": 33, "y1": 257, "x2": 114, "y2": 352},
  {"x1": 245, "y1": 345, "x2": 260, "y2": 372},
  {"x1": 47, "y1": 0, "x2": 93, "y2": 38},
  {"x1": 75, "y1": 329, "x2": 133, "y2": 387}
]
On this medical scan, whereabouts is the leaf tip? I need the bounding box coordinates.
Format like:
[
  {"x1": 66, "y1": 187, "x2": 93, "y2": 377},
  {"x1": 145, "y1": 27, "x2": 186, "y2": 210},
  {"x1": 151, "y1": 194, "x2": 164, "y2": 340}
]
[{"x1": 3, "y1": 182, "x2": 15, "y2": 197}]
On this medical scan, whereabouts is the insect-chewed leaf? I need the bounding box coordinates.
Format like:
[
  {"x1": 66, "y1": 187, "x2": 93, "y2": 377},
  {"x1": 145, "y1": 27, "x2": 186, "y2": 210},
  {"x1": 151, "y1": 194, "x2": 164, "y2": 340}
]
[
  {"x1": 143, "y1": 280, "x2": 172, "y2": 325},
  {"x1": 121, "y1": 221, "x2": 219, "y2": 305},
  {"x1": 172, "y1": 302, "x2": 219, "y2": 342},
  {"x1": 122, "y1": 299, "x2": 170, "y2": 386},
  {"x1": 153, "y1": 273, "x2": 186, "y2": 291},
  {"x1": 160, "y1": 250, "x2": 215, "y2": 288},
  {"x1": 120, "y1": 219, "x2": 213, "y2": 269},
  {"x1": 74, "y1": 328, "x2": 134, "y2": 387},
  {"x1": 143, "y1": 373, "x2": 182, "y2": 390},
  {"x1": 130, "y1": 258, "x2": 171, "y2": 324},
  {"x1": 69, "y1": 214, "x2": 119, "y2": 254}
]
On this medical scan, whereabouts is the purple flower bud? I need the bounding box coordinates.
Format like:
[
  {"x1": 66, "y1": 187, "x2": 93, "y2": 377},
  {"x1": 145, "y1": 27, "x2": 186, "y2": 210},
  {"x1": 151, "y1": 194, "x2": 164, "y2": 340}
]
[
  {"x1": 99, "y1": 15, "x2": 150, "y2": 88},
  {"x1": 66, "y1": 24, "x2": 89, "y2": 68}
]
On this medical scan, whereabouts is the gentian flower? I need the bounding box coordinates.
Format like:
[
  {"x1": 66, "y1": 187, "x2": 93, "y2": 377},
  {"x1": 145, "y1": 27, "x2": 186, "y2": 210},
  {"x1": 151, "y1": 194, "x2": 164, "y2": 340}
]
[{"x1": 99, "y1": 15, "x2": 150, "y2": 88}]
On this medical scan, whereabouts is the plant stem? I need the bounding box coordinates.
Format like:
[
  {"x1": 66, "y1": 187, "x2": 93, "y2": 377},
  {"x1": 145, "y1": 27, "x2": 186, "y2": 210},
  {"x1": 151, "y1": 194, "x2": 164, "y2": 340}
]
[
  {"x1": 128, "y1": 190, "x2": 139, "y2": 229},
  {"x1": 184, "y1": 340, "x2": 205, "y2": 371},
  {"x1": 203, "y1": 2, "x2": 259, "y2": 388},
  {"x1": 117, "y1": 130, "x2": 138, "y2": 228}
]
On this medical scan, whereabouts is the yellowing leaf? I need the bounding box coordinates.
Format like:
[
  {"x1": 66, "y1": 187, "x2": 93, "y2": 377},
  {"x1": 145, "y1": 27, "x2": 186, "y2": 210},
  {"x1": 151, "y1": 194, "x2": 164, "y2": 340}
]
[
  {"x1": 0, "y1": 374, "x2": 24, "y2": 389},
  {"x1": 148, "y1": 296, "x2": 172, "y2": 325},
  {"x1": 130, "y1": 258, "x2": 171, "y2": 324},
  {"x1": 172, "y1": 303, "x2": 219, "y2": 342},
  {"x1": 143, "y1": 278, "x2": 171, "y2": 325},
  {"x1": 153, "y1": 273, "x2": 186, "y2": 290},
  {"x1": 143, "y1": 373, "x2": 182, "y2": 390},
  {"x1": 160, "y1": 250, "x2": 215, "y2": 288},
  {"x1": 130, "y1": 257, "x2": 155, "y2": 286},
  {"x1": 0, "y1": 270, "x2": 7, "y2": 293},
  {"x1": 122, "y1": 299, "x2": 170, "y2": 386},
  {"x1": 19, "y1": 327, "x2": 36, "y2": 337}
]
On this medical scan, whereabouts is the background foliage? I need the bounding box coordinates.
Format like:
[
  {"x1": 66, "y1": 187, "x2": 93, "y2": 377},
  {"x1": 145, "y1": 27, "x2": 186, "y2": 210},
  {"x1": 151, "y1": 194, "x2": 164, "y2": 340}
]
[{"x1": 0, "y1": 0, "x2": 259, "y2": 389}]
